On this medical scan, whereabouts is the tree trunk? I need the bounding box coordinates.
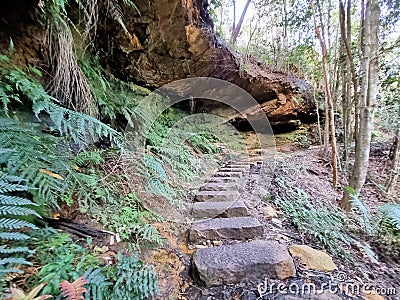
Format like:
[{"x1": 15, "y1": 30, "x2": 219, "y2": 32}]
[
  {"x1": 231, "y1": 0, "x2": 251, "y2": 44},
  {"x1": 340, "y1": 0, "x2": 380, "y2": 211},
  {"x1": 232, "y1": 0, "x2": 236, "y2": 38},
  {"x1": 311, "y1": 0, "x2": 339, "y2": 187},
  {"x1": 339, "y1": 0, "x2": 359, "y2": 144},
  {"x1": 385, "y1": 129, "x2": 400, "y2": 196}
]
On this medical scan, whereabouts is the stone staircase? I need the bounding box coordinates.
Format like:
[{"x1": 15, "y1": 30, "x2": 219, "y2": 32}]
[{"x1": 188, "y1": 159, "x2": 296, "y2": 287}]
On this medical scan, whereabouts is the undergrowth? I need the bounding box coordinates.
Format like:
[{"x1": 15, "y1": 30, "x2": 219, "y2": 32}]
[
  {"x1": 271, "y1": 176, "x2": 350, "y2": 257},
  {"x1": 12, "y1": 228, "x2": 160, "y2": 299},
  {"x1": 269, "y1": 172, "x2": 400, "y2": 261}
]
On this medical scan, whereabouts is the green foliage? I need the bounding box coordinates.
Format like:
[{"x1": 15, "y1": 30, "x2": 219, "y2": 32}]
[
  {"x1": 0, "y1": 63, "x2": 122, "y2": 148},
  {"x1": 82, "y1": 268, "x2": 113, "y2": 300},
  {"x1": 271, "y1": 177, "x2": 350, "y2": 256},
  {"x1": 81, "y1": 254, "x2": 159, "y2": 300},
  {"x1": 111, "y1": 253, "x2": 159, "y2": 300},
  {"x1": 74, "y1": 150, "x2": 105, "y2": 167},
  {"x1": 0, "y1": 118, "x2": 113, "y2": 211},
  {"x1": 98, "y1": 193, "x2": 163, "y2": 246},
  {"x1": 379, "y1": 203, "x2": 400, "y2": 236},
  {"x1": 293, "y1": 132, "x2": 311, "y2": 149},
  {"x1": 0, "y1": 173, "x2": 37, "y2": 288},
  {"x1": 345, "y1": 186, "x2": 375, "y2": 235},
  {"x1": 24, "y1": 228, "x2": 100, "y2": 296},
  {"x1": 78, "y1": 52, "x2": 148, "y2": 124}
]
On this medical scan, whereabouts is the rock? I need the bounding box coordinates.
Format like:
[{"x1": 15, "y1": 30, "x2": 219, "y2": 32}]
[
  {"x1": 264, "y1": 205, "x2": 278, "y2": 219},
  {"x1": 289, "y1": 245, "x2": 337, "y2": 272},
  {"x1": 362, "y1": 290, "x2": 386, "y2": 300},
  {"x1": 193, "y1": 240, "x2": 296, "y2": 286},
  {"x1": 191, "y1": 200, "x2": 249, "y2": 219},
  {"x1": 189, "y1": 217, "x2": 264, "y2": 243},
  {"x1": 194, "y1": 190, "x2": 240, "y2": 202},
  {"x1": 199, "y1": 182, "x2": 243, "y2": 191},
  {"x1": 276, "y1": 291, "x2": 342, "y2": 300}
]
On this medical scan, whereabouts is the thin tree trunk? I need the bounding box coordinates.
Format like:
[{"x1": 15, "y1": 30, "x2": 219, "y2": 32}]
[
  {"x1": 311, "y1": 0, "x2": 339, "y2": 187},
  {"x1": 340, "y1": 44, "x2": 351, "y2": 174},
  {"x1": 232, "y1": 0, "x2": 236, "y2": 38},
  {"x1": 231, "y1": 0, "x2": 251, "y2": 44},
  {"x1": 339, "y1": 0, "x2": 359, "y2": 143},
  {"x1": 385, "y1": 129, "x2": 400, "y2": 196},
  {"x1": 340, "y1": 0, "x2": 380, "y2": 211},
  {"x1": 314, "y1": 89, "x2": 323, "y2": 145}
]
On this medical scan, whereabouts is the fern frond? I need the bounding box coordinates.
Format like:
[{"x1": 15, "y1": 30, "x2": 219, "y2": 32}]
[
  {"x1": 33, "y1": 101, "x2": 123, "y2": 148},
  {"x1": 0, "y1": 257, "x2": 32, "y2": 266},
  {"x1": 0, "y1": 232, "x2": 30, "y2": 240},
  {"x1": 0, "y1": 182, "x2": 28, "y2": 194},
  {"x1": 0, "y1": 206, "x2": 40, "y2": 217},
  {"x1": 83, "y1": 268, "x2": 112, "y2": 300},
  {"x1": 75, "y1": 150, "x2": 105, "y2": 166},
  {"x1": 0, "y1": 172, "x2": 36, "y2": 277},
  {"x1": 0, "y1": 246, "x2": 34, "y2": 255},
  {"x1": 0, "y1": 195, "x2": 37, "y2": 206},
  {"x1": 380, "y1": 204, "x2": 400, "y2": 230},
  {"x1": 345, "y1": 186, "x2": 374, "y2": 235},
  {"x1": 111, "y1": 253, "x2": 159, "y2": 300},
  {"x1": 60, "y1": 276, "x2": 88, "y2": 300},
  {"x1": 0, "y1": 219, "x2": 37, "y2": 230}
]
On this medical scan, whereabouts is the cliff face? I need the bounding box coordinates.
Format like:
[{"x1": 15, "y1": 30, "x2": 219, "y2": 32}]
[{"x1": 95, "y1": 0, "x2": 317, "y2": 129}]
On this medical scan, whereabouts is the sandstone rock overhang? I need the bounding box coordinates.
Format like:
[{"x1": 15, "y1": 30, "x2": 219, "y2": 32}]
[{"x1": 95, "y1": 0, "x2": 319, "y2": 130}]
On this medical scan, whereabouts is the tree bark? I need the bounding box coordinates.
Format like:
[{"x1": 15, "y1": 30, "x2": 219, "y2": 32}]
[
  {"x1": 231, "y1": 0, "x2": 251, "y2": 44},
  {"x1": 311, "y1": 0, "x2": 339, "y2": 187},
  {"x1": 339, "y1": 0, "x2": 359, "y2": 143},
  {"x1": 340, "y1": 0, "x2": 380, "y2": 211}
]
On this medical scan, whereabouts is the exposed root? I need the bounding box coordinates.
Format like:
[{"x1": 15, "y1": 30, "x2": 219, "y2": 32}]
[{"x1": 45, "y1": 23, "x2": 97, "y2": 116}]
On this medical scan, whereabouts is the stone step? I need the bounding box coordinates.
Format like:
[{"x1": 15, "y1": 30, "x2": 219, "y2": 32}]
[
  {"x1": 208, "y1": 176, "x2": 238, "y2": 183},
  {"x1": 218, "y1": 167, "x2": 247, "y2": 173},
  {"x1": 189, "y1": 217, "x2": 263, "y2": 243},
  {"x1": 194, "y1": 190, "x2": 240, "y2": 202},
  {"x1": 223, "y1": 161, "x2": 250, "y2": 166},
  {"x1": 215, "y1": 171, "x2": 243, "y2": 178},
  {"x1": 193, "y1": 240, "x2": 296, "y2": 286},
  {"x1": 190, "y1": 200, "x2": 249, "y2": 219},
  {"x1": 199, "y1": 182, "x2": 244, "y2": 192}
]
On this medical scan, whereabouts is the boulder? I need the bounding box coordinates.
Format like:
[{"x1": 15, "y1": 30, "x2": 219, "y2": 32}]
[{"x1": 289, "y1": 245, "x2": 337, "y2": 272}]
